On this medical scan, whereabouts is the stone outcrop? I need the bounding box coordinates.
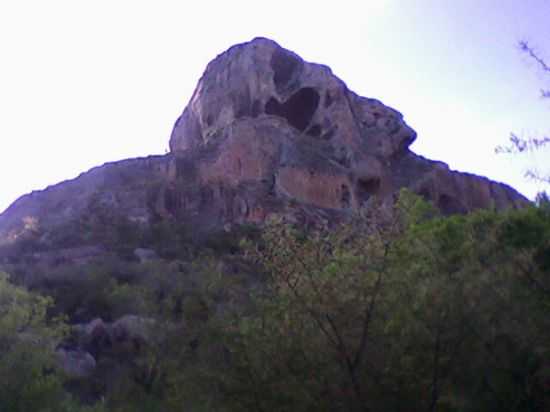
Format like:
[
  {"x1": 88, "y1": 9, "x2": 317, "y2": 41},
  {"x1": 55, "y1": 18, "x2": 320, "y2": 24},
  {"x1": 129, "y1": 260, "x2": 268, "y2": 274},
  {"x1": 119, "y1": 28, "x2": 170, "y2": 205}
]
[
  {"x1": 0, "y1": 37, "x2": 528, "y2": 248},
  {"x1": 167, "y1": 37, "x2": 527, "y2": 222},
  {"x1": 0, "y1": 156, "x2": 170, "y2": 249}
]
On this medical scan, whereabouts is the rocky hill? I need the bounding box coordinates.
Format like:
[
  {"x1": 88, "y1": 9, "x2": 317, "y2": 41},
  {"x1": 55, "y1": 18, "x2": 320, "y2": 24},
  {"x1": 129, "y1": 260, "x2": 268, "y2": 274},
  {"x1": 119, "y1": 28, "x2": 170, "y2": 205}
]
[
  {"x1": 1, "y1": 38, "x2": 547, "y2": 412},
  {"x1": 0, "y1": 37, "x2": 527, "y2": 249}
]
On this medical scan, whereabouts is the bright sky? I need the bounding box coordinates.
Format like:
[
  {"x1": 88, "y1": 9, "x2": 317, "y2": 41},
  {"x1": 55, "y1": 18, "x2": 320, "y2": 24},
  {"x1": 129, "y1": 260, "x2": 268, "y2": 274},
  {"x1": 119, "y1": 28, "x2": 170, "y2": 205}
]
[{"x1": 1, "y1": 0, "x2": 549, "y2": 213}]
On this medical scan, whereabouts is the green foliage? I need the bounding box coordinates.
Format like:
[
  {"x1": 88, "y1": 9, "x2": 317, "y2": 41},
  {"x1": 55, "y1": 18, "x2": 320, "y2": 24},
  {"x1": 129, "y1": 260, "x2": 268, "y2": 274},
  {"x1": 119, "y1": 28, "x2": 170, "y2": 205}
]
[
  {"x1": 40, "y1": 260, "x2": 152, "y2": 322},
  {"x1": 0, "y1": 272, "x2": 93, "y2": 412},
  {"x1": 2, "y1": 190, "x2": 549, "y2": 411},
  {"x1": 141, "y1": 219, "x2": 193, "y2": 259},
  {"x1": 193, "y1": 191, "x2": 550, "y2": 412}
]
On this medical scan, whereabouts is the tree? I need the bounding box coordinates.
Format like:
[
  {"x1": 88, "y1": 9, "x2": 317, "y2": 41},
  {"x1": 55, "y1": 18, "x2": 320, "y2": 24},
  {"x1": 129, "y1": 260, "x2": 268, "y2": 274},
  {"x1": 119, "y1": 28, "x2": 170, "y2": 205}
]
[
  {"x1": 196, "y1": 190, "x2": 550, "y2": 412},
  {"x1": 392, "y1": 201, "x2": 550, "y2": 411},
  {"x1": 0, "y1": 272, "x2": 105, "y2": 412}
]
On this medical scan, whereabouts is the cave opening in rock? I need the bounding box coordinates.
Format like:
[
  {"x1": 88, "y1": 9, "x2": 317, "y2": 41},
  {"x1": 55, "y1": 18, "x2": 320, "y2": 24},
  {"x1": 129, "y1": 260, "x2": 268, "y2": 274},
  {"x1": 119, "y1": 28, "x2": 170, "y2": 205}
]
[
  {"x1": 265, "y1": 87, "x2": 320, "y2": 132},
  {"x1": 356, "y1": 177, "x2": 381, "y2": 204}
]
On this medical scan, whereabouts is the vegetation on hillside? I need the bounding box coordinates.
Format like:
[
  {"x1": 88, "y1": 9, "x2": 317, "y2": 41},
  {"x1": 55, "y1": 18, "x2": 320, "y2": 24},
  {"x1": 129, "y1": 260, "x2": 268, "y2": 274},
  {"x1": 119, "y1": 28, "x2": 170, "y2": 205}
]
[{"x1": 0, "y1": 190, "x2": 548, "y2": 411}]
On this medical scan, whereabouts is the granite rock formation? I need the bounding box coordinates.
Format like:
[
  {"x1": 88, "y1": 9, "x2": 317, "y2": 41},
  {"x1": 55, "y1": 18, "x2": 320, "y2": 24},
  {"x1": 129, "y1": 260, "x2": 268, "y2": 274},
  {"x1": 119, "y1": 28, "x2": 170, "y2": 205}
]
[{"x1": 0, "y1": 37, "x2": 528, "y2": 249}]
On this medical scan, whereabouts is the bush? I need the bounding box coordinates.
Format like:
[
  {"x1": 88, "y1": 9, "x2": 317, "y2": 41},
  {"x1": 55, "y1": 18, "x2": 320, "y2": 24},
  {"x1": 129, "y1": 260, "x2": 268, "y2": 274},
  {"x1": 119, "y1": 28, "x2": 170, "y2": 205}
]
[{"x1": 0, "y1": 272, "x2": 76, "y2": 411}]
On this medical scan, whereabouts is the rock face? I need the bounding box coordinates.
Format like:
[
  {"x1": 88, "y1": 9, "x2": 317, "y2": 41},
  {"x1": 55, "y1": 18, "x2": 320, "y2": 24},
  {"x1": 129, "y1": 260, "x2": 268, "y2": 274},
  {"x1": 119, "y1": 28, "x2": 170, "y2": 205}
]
[
  {"x1": 0, "y1": 37, "x2": 528, "y2": 247},
  {"x1": 0, "y1": 156, "x2": 171, "y2": 249},
  {"x1": 168, "y1": 37, "x2": 527, "y2": 220}
]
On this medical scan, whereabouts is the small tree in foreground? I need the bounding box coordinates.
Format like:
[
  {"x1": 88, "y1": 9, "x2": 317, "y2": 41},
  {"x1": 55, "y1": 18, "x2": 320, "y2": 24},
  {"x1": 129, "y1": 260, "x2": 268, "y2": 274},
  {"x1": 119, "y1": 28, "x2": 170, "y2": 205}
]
[
  {"x1": 198, "y1": 191, "x2": 550, "y2": 412},
  {"x1": 0, "y1": 272, "x2": 106, "y2": 412}
]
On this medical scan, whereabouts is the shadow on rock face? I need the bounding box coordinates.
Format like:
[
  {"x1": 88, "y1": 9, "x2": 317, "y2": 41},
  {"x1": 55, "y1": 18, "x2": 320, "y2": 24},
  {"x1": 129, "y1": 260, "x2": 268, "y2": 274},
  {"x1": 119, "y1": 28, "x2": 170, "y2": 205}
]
[
  {"x1": 356, "y1": 176, "x2": 381, "y2": 204},
  {"x1": 271, "y1": 47, "x2": 303, "y2": 93}
]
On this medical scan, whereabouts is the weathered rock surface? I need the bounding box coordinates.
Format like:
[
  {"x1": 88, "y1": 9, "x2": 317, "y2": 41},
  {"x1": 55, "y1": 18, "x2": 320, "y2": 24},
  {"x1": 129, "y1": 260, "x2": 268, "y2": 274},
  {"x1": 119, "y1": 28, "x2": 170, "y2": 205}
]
[
  {"x1": 168, "y1": 37, "x2": 527, "y2": 219},
  {"x1": 0, "y1": 156, "x2": 171, "y2": 256},
  {"x1": 0, "y1": 37, "x2": 528, "y2": 249}
]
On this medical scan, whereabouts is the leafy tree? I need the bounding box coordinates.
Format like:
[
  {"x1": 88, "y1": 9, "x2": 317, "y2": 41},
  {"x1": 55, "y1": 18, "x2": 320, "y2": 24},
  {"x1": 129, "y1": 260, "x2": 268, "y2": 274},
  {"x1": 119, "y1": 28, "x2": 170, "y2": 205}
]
[
  {"x1": 196, "y1": 198, "x2": 408, "y2": 411},
  {"x1": 0, "y1": 271, "x2": 105, "y2": 412},
  {"x1": 196, "y1": 191, "x2": 550, "y2": 412},
  {"x1": 0, "y1": 271, "x2": 63, "y2": 411},
  {"x1": 2, "y1": 190, "x2": 548, "y2": 411},
  {"x1": 392, "y1": 200, "x2": 550, "y2": 411}
]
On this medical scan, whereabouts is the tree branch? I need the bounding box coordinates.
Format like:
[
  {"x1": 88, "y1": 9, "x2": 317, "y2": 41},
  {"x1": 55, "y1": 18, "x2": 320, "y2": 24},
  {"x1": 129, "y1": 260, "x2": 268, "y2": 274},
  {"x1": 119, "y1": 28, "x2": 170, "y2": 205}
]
[
  {"x1": 520, "y1": 41, "x2": 550, "y2": 72},
  {"x1": 519, "y1": 41, "x2": 550, "y2": 98}
]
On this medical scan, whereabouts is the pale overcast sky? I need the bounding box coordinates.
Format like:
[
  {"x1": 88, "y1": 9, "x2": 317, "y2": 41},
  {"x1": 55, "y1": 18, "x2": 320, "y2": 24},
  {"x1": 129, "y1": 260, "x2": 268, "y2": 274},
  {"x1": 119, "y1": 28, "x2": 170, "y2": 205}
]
[{"x1": 1, "y1": 0, "x2": 549, "y2": 213}]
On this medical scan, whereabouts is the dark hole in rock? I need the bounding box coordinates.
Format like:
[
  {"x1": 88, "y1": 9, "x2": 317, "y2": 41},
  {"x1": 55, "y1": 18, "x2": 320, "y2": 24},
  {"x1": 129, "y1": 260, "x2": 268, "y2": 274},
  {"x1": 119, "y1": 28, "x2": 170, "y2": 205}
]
[
  {"x1": 306, "y1": 124, "x2": 322, "y2": 137},
  {"x1": 438, "y1": 194, "x2": 466, "y2": 215},
  {"x1": 356, "y1": 177, "x2": 380, "y2": 203},
  {"x1": 265, "y1": 87, "x2": 320, "y2": 132},
  {"x1": 341, "y1": 184, "x2": 351, "y2": 208},
  {"x1": 271, "y1": 48, "x2": 302, "y2": 91},
  {"x1": 206, "y1": 114, "x2": 213, "y2": 126},
  {"x1": 325, "y1": 91, "x2": 333, "y2": 108}
]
